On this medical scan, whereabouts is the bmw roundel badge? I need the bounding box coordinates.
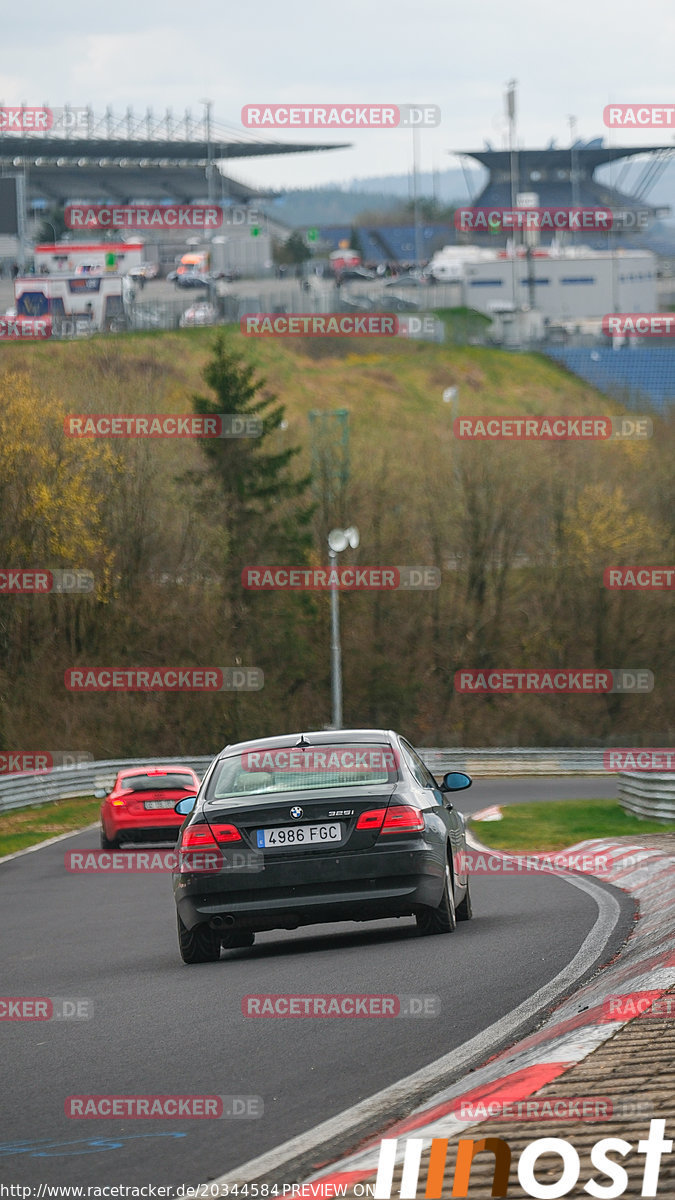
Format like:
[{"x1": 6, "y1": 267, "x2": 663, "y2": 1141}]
[{"x1": 290, "y1": 806, "x2": 303, "y2": 819}]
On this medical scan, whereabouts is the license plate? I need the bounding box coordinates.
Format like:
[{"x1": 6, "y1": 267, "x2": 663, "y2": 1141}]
[
  {"x1": 256, "y1": 822, "x2": 341, "y2": 848},
  {"x1": 144, "y1": 800, "x2": 173, "y2": 809}
]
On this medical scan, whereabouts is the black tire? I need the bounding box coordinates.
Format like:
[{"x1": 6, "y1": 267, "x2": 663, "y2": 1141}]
[
  {"x1": 221, "y1": 931, "x2": 255, "y2": 949},
  {"x1": 100, "y1": 826, "x2": 119, "y2": 850},
  {"x1": 416, "y1": 859, "x2": 456, "y2": 935},
  {"x1": 177, "y1": 914, "x2": 221, "y2": 964},
  {"x1": 456, "y1": 874, "x2": 473, "y2": 921}
]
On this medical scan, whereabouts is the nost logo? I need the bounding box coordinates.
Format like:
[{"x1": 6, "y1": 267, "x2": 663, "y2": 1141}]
[
  {"x1": 372, "y1": 1123, "x2": 672, "y2": 1198},
  {"x1": 241, "y1": 104, "x2": 440, "y2": 128}
]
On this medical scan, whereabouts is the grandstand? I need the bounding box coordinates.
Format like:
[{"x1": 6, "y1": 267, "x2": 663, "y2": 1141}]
[
  {"x1": 456, "y1": 140, "x2": 674, "y2": 253},
  {"x1": 0, "y1": 107, "x2": 347, "y2": 206},
  {"x1": 544, "y1": 346, "x2": 675, "y2": 412}
]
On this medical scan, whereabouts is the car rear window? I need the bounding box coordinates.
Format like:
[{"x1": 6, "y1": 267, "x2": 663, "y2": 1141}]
[
  {"x1": 120, "y1": 773, "x2": 196, "y2": 792},
  {"x1": 206, "y1": 745, "x2": 400, "y2": 800}
]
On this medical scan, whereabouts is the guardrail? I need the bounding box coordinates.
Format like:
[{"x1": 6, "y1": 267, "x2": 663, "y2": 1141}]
[
  {"x1": 0, "y1": 747, "x2": 624, "y2": 815},
  {"x1": 618, "y1": 771, "x2": 675, "y2": 822},
  {"x1": 0, "y1": 757, "x2": 213, "y2": 814},
  {"x1": 420, "y1": 748, "x2": 610, "y2": 776}
]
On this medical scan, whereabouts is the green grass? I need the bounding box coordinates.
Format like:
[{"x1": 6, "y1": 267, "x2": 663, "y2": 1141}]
[
  {"x1": 0, "y1": 797, "x2": 100, "y2": 858},
  {"x1": 469, "y1": 798, "x2": 673, "y2": 852}
]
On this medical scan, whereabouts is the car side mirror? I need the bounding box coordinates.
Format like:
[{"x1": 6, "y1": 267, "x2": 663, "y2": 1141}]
[
  {"x1": 440, "y1": 771, "x2": 472, "y2": 793},
  {"x1": 175, "y1": 796, "x2": 196, "y2": 816}
]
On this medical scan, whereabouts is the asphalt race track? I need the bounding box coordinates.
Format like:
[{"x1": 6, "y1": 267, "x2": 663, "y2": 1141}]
[{"x1": 1, "y1": 778, "x2": 633, "y2": 1187}]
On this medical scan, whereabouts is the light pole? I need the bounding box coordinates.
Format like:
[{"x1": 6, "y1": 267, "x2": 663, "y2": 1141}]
[{"x1": 327, "y1": 525, "x2": 359, "y2": 729}]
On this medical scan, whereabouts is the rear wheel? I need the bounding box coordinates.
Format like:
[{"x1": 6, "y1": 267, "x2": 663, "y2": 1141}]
[
  {"x1": 456, "y1": 875, "x2": 473, "y2": 921},
  {"x1": 416, "y1": 860, "x2": 456, "y2": 936},
  {"x1": 177, "y1": 914, "x2": 221, "y2": 964},
  {"x1": 100, "y1": 826, "x2": 119, "y2": 850}
]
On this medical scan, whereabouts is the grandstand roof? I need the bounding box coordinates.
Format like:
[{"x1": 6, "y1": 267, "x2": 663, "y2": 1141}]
[
  {"x1": 458, "y1": 145, "x2": 673, "y2": 173},
  {"x1": 0, "y1": 110, "x2": 349, "y2": 206}
]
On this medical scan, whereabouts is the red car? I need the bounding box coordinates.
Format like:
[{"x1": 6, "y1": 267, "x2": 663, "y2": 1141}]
[{"x1": 99, "y1": 767, "x2": 200, "y2": 848}]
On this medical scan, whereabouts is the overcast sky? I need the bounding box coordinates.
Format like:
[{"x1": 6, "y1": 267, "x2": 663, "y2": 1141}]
[{"x1": 2, "y1": 0, "x2": 674, "y2": 194}]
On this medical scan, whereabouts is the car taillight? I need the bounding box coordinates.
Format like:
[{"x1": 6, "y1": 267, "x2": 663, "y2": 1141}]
[
  {"x1": 357, "y1": 806, "x2": 424, "y2": 834},
  {"x1": 356, "y1": 808, "x2": 387, "y2": 830},
  {"x1": 381, "y1": 806, "x2": 424, "y2": 833},
  {"x1": 209, "y1": 823, "x2": 242, "y2": 844},
  {"x1": 180, "y1": 825, "x2": 219, "y2": 850}
]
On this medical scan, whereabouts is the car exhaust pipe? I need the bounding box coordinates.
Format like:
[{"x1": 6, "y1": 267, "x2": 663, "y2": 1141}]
[{"x1": 209, "y1": 914, "x2": 236, "y2": 930}]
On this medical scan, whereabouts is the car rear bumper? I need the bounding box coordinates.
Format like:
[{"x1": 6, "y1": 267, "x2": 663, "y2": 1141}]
[
  {"x1": 106, "y1": 816, "x2": 183, "y2": 843},
  {"x1": 174, "y1": 843, "x2": 446, "y2": 931}
]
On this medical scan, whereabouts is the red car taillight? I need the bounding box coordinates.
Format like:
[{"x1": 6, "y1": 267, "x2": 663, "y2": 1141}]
[
  {"x1": 356, "y1": 806, "x2": 424, "y2": 834},
  {"x1": 209, "y1": 823, "x2": 242, "y2": 844},
  {"x1": 356, "y1": 808, "x2": 387, "y2": 830},
  {"x1": 180, "y1": 825, "x2": 219, "y2": 850}
]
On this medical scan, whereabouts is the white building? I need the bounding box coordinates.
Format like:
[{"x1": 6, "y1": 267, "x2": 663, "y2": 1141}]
[{"x1": 428, "y1": 244, "x2": 657, "y2": 320}]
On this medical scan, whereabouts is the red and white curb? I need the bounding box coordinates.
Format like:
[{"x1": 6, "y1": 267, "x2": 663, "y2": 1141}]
[{"x1": 303, "y1": 839, "x2": 675, "y2": 1191}]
